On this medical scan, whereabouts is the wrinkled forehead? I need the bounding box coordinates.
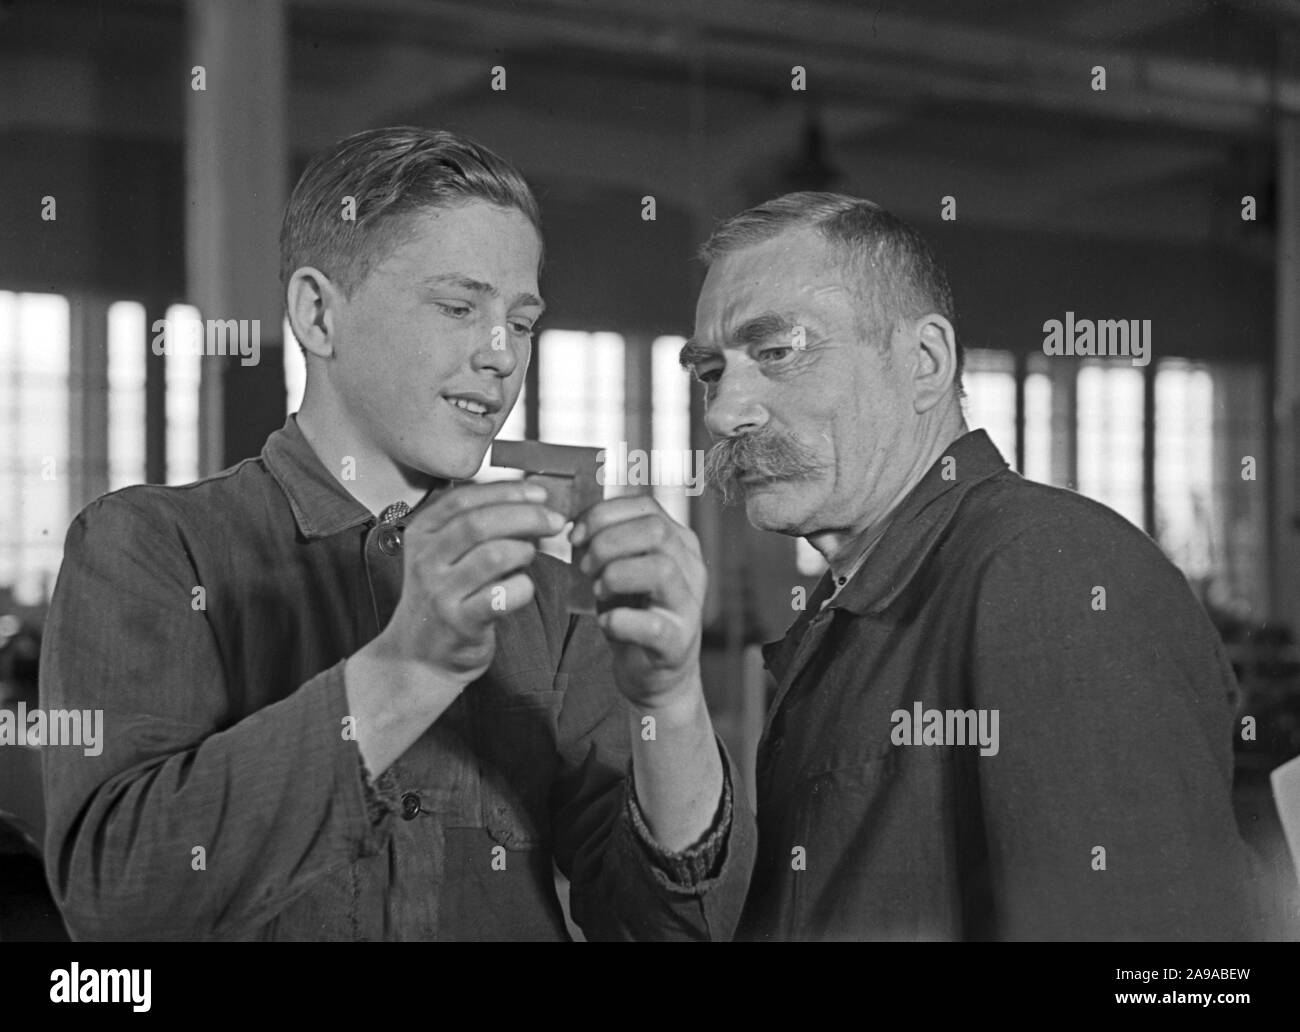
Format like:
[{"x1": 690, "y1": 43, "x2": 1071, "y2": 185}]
[{"x1": 695, "y1": 230, "x2": 864, "y2": 340}]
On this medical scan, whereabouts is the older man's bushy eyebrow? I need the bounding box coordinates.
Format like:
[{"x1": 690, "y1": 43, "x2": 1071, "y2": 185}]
[
  {"x1": 680, "y1": 312, "x2": 800, "y2": 369},
  {"x1": 732, "y1": 312, "x2": 797, "y2": 347},
  {"x1": 679, "y1": 338, "x2": 715, "y2": 370}
]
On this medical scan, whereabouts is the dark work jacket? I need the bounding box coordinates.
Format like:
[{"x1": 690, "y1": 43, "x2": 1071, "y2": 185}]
[
  {"x1": 39, "y1": 416, "x2": 754, "y2": 941},
  {"x1": 738, "y1": 429, "x2": 1256, "y2": 941}
]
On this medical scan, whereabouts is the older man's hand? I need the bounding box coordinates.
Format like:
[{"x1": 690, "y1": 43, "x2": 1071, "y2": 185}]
[{"x1": 572, "y1": 496, "x2": 707, "y2": 717}]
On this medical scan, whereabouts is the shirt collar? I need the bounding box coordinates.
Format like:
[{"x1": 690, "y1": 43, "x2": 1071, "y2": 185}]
[
  {"x1": 262, "y1": 415, "x2": 374, "y2": 539},
  {"x1": 824, "y1": 428, "x2": 1008, "y2": 617}
]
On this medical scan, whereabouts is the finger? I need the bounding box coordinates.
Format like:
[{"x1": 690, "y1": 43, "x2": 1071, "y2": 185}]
[
  {"x1": 579, "y1": 514, "x2": 670, "y2": 572},
  {"x1": 432, "y1": 503, "x2": 566, "y2": 566},
  {"x1": 410, "y1": 480, "x2": 549, "y2": 534},
  {"x1": 593, "y1": 554, "x2": 695, "y2": 613},
  {"x1": 570, "y1": 495, "x2": 665, "y2": 545},
  {"x1": 580, "y1": 517, "x2": 702, "y2": 604},
  {"x1": 444, "y1": 538, "x2": 538, "y2": 602},
  {"x1": 460, "y1": 570, "x2": 537, "y2": 625},
  {"x1": 596, "y1": 605, "x2": 685, "y2": 657}
]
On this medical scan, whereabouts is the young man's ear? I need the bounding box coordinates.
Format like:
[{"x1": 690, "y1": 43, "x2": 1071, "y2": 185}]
[
  {"x1": 909, "y1": 313, "x2": 959, "y2": 414},
  {"x1": 286, "y1": 267, "x2": 341, "y2": 359}
]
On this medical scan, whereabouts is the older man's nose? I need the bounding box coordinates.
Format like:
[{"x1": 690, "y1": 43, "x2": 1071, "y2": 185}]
[{"x1": 704, "y1": 371, "x2": 768, "y2": 439}]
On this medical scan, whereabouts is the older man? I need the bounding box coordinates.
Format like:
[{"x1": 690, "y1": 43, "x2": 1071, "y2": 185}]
[
  {"x1": 684, "y1": 192, "x2": 1256, "y2": 941},
  {"x1": 40, "y1": 127, "x2": 753, "y2": 941}
]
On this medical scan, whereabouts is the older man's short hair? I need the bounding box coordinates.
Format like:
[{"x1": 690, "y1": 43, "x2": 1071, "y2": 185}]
[
  {"x1": 280, "y1": 126, "x2": 542, "y2": 298},
  {"x1": 699, "y1": 192, "x2": 961, "y2": 385}
]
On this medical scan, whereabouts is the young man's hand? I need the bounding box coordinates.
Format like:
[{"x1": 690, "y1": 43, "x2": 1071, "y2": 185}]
[
  {"x1": 382, "y1": 480, "x2": 564, "y2": 683},
  {"x1": 345, "y1": 481, "x2": 563, "y2": 776}
]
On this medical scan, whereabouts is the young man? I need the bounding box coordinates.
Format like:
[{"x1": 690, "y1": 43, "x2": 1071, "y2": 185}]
[
  {"x1": 40, "y1": 127, "x2": 753, "y2": 941},
  {"x1": 686, "y1": 191, "x2": 1257, "y2": 940}
]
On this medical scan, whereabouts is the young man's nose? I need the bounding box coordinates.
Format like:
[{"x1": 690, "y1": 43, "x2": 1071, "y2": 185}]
[{"x1": 470, "y1": 326, "x2": 522, "y2": 376}]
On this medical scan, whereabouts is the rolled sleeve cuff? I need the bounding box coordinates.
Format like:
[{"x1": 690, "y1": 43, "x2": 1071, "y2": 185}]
[{"x1": 625, "y1": 739, "x2": 734, "y2": 888}]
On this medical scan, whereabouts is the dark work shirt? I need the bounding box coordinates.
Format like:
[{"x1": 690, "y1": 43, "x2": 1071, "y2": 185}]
[
  {"x1": 738, "y1": 429, "x2": 1256, "y2": 941},
  {"x1": 39, "y1": 416, "x2": 754, "y2": 941}
]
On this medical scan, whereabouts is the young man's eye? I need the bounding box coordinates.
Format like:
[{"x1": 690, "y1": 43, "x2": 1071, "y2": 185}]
[{"x1": 435, "y1": 302, "x2": 472, "y2": 319}]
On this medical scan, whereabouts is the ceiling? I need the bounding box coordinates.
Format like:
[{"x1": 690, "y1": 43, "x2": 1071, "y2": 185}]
[{"x1": 0, "y1": 0, "x2": 1296, "y2": 247}]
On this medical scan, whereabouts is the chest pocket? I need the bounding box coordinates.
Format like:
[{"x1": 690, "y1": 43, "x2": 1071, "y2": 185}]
[{"x1": 474, "y1": 669, "x2": 564, "y2": 850}]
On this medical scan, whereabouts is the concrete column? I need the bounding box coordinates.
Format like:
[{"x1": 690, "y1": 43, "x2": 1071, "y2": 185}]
[{"x1": 185, "y1": 0, "x2": 288, "y2": 472}]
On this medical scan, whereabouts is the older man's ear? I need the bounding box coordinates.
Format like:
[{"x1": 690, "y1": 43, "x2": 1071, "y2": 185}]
[{"x1": 908, "y1": 313, "x2": 960, "y2": 414}]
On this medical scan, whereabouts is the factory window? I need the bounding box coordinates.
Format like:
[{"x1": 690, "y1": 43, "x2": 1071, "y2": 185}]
[
  {"x1": 651, "y1": 335, "x2": 694, "y2": 528},
  {"x1": 107, "y1": 300, "x2": 148, "y2": 491},
  {"x1": 0, "y1": 292, "x2": 71, "y2": 605},
  {"x1": 163, "y1": 304, "x2": 202, "y2": 485},
  {"x1": 1154, "y1": 359, "x2": 1266, "y2": 620},
  {"x1": 962, "y1": 349, "x2": 1018, "y2": 469},
  {"x1": 1076, "y1": 361, "x2": 1145, "y2": 529},
  {"x1": 539, "y1": 330, "x2": 625, "y2": 450}
]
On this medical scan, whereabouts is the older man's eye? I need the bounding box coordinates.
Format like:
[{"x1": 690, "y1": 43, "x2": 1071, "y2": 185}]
[
  {"x1": 507, "y1": 319, "x2": 535, "y2": 337},
  {"x1": 759, "y1": 346, "x2": 793, "y2": 362}
]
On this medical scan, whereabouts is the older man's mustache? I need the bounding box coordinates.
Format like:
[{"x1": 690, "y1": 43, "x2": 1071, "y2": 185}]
[{"x1": 703, "y1": 428, "x2": 826, "y2": 504}]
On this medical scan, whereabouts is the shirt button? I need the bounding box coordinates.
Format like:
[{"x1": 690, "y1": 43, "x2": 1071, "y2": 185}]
[
  {"x1": 378, "y1": 526, "x2": 403, "y2": 556},
  {"x1": 400, "y1": 792, "x2": 421, "y2": 820}
]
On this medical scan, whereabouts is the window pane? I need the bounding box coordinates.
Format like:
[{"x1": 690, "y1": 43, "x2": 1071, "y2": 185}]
[
  {"x1": 1155, "y1": 359, "x2": 1266, "y2": 619},
  {"x1": 0, "y1": 291, "x2": 71, "y2": 604},
  {"x1": 539, "y1": 330, "x2": 624, "y2": 448},
  {"x1": 652, "y1": 335, "x2": 693, "y2": 528},
  {"x1": 1076, "y1": 362, "x2": 1144, "y2": 528},
  {"x1": 108, "y1": 300, "x2": 147, "y2": 490},
  {"x1": 164, "y1": 304, "x2": 202, "y2": 485},
  {"x1": 536, "y1": 330, "x2": 625, "y2": 561},
  {"x1": 962, "y1": 349, "x2": 1017, "y2": 467}
]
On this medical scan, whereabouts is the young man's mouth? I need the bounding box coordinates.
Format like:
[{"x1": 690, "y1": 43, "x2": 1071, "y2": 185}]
[{"x1": 443, "y1": 391, "x2": 501, "y2": 433}]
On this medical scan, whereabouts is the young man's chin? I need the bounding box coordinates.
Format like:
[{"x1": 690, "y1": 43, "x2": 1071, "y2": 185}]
[{"x1": 404, "y1": 443, "x2": 489, "y2": 484}]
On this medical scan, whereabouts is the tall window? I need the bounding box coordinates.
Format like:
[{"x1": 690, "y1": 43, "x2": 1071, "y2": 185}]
[
  {"x1": 962, "y1": 348, "x2": 1017, "y2": 467},
  {"x1": 107, "y1": 300, "x2": 147, "y2": 491},
  {"x1": 1076, "y1": 362, "x2": 1145, "y2": 529},
  {"x1": 1153, "y1": 359, "x2": 1265, "y2": 619},
  {"x1": 163, "y1": 304, "x2": 202, "y2": 485},
  {"x1": 0, "y1": 292, "x2": 70, "y2": 605},
  {"x1": 651, "y1": 335, "x2": 693, "y2": 527},
  {"x1": 1022, "y1": 366, "x2": 1054, "y2": 484},
  {"x1": 1155, "y1": 359, "x2": 1214, "y2": 579},
  {"x1": 538, "y1": 330, "x2": 625, "y2": 449},
  {"x1": 532, "y1": 329, "x2": 625, "y2": 560}
]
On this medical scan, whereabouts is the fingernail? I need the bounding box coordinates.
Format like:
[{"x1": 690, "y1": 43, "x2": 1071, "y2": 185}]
[
  {"x1": 523, "y1": 483, "x2": 547, "y2": 502},
  {"x1": 571, "y1": 523, "x2": 586, "y2": 545},
  {"x1": 546, "y1": 509, "x2": 566, "y2": 531}
]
